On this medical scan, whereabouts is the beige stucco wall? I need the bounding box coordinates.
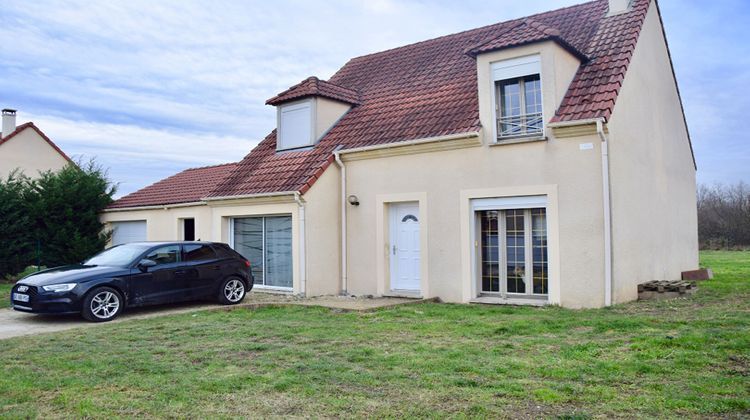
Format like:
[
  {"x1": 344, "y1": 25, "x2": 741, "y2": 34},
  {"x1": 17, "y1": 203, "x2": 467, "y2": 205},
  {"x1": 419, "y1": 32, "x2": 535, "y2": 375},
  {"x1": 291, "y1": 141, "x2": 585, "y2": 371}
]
[
  {"x1": 607, "y1": 1, "x2": 699, "y2": 303},
  {"x1": 300, "y1": 163, "x2": 341, "y2": 296},
  {"x1": 0, "y1": 127, "x2": 70, "y2": 179},
  {"x1": 101, "y1": 204, "x2": 213, "y2": 244},
  {"x1": 315, "y1": 98, "x2": 351, "y2": 141}
]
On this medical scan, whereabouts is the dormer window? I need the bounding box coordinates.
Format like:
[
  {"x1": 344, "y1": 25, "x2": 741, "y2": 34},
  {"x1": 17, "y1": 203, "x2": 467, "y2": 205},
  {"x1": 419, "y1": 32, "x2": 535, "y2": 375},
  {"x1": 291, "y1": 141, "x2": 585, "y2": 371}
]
[
  {"x1": 267, "y1": 77, "x2": 360, "y2": 152},
  {"x1": 277, "y1": 100, "x2": 314, "y2": 151},
  {"x1": 491, "y1": 55, "x2": 543, "y2": 141}
]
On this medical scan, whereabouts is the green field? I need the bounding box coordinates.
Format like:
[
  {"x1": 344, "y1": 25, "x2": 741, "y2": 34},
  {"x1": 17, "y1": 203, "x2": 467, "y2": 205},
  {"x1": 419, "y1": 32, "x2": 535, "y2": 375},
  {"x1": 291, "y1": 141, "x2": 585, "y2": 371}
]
[{"x1": 0, "y1": 251, "x2": 747, "y2": 418}]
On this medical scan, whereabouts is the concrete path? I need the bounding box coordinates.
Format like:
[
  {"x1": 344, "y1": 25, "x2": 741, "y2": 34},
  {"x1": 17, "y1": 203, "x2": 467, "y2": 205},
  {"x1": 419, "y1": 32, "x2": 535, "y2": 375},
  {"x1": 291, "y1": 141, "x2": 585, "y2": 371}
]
[{"x1": 0, "y1": 292, "x2": 425, "y2": 340}]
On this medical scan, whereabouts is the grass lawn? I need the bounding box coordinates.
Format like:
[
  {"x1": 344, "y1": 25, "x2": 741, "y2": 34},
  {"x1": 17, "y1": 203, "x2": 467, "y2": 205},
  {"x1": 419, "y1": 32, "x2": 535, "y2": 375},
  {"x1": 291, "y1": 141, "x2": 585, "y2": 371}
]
[
  {"x1": 0, "y1": 283, "x2": 12, "y2": 309},
  {"x1": 0, "y1": 251, "x2": 748, "y2": 418}
]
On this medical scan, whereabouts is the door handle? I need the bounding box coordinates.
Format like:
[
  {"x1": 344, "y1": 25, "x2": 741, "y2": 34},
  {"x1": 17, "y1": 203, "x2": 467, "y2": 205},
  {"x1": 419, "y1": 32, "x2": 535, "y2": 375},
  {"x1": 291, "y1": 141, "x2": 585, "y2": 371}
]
[{"x1": 392, "y1": 245, "x2": 396, "y2": 255}]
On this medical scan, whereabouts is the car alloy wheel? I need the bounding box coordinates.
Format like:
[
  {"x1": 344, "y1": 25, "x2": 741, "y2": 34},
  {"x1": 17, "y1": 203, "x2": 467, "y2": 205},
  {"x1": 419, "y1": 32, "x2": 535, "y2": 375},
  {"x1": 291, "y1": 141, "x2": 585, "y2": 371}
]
[
  {"x1": 224, "y1": 279, "x2": 245, "y2": 303},
  {"x1": 90, "y1": 290, "x2": 120, "y2": 320}
]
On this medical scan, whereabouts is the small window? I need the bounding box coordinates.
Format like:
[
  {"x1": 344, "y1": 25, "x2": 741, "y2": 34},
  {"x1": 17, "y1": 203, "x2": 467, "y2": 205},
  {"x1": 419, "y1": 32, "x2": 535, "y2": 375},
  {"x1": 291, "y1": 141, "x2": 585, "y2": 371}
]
[
  {"x1": 145, "y1": 245, "x2": 181, "y2": 266},
  {"x1": 182, "y1": 218, "x2": 195, "y2": 241},
  {"x1": 183, "y1": 244, "x2": 216, "y2": 262},
  {"x1": 278, "y1": 101, "x2": 313, "y2": 150}
]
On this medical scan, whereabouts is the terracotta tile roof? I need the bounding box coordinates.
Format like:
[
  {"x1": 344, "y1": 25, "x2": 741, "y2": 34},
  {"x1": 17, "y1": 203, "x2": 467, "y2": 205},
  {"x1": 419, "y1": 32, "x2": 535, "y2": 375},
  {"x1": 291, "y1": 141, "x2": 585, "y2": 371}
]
[
  {"x1": 551, "y1": 0, "x2": 650, "y2": 122},
  {"x1": 107, "y1": 162, "x2": 236, "y2": 209},
  {"x1": 0, "y1": 122, "x2": 74, "y2": 164},
  {"x1": 209, "y1": 0, "x2": 653, "y2": 198},
  {"x1": 266, "y1": 76, "x2": 361, "y2": 106}
]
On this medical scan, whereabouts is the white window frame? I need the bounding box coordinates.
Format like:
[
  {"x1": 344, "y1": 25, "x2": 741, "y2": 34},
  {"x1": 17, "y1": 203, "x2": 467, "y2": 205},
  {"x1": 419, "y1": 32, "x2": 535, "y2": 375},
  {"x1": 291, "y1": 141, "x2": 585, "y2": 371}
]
[
  {"x1": 228, "y1": 215, "x2": 294, "y2": 292},
  {"x1": 471, "y1": 195, "x2": 549, "y2": 301},
  {"x1": 277, "y1": 99, "x2": 315, "y2": 151},
  {"x1": 489, "y1": 54, "x2": 544, "y2": 142}
]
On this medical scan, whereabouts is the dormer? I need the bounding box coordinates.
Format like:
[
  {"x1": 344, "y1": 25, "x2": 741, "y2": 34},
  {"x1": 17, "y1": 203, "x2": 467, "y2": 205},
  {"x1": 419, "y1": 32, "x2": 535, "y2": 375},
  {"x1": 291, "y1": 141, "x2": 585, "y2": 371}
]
[
  {"x1": 467, "y1": 19, "x2": 586, "y2": 144},
  {"x1": 266, "y1": 77, "x2": 359, "y2": 151}
]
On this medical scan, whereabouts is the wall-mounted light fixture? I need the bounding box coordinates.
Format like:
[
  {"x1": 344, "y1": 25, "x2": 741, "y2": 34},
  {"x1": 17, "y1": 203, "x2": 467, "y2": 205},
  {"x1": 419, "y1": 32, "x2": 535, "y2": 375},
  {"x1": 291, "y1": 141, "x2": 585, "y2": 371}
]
[{"x1": 347, "y1": 195, "x2": 360, "y2": 206}]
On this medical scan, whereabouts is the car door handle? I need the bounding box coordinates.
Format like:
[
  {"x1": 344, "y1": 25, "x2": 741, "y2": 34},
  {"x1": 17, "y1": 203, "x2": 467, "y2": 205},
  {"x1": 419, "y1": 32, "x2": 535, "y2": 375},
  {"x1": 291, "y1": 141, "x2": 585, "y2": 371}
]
[{"x1": 174, "y1": 270, "x2": 187, "y2": 276}]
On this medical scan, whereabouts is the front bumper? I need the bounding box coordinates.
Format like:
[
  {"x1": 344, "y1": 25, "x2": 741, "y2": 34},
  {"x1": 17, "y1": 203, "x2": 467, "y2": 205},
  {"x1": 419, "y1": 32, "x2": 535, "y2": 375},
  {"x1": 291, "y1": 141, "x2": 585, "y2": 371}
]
[{"x1": 10, "y1": 285, "x2": 81, "y2": 315}]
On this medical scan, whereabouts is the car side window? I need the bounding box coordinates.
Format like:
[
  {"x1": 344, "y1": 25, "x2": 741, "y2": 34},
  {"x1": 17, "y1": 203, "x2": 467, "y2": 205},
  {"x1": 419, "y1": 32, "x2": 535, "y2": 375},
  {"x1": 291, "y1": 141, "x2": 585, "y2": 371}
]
[
  {"x1": 144, "y1": 245, "x2": 181, "y2": 266},
  {"x1": 184, "y1": 244, "x2": 216, "y2": 262}
]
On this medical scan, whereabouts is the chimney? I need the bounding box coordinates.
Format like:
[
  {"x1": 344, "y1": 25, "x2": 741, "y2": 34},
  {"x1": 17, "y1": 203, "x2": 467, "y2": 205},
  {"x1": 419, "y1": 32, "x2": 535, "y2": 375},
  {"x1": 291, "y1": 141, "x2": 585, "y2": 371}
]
[
  {"x1": 2, "y1": 109, "x2": 17, "y2": 138},
  {"x1": 607, "y1": 0, "x2": 632, "y2": 16}
]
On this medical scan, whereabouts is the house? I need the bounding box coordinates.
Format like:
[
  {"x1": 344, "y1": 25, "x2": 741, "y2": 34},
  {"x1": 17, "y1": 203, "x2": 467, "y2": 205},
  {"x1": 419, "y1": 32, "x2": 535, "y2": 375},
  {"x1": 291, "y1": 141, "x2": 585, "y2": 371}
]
[
  {"x1": 0, "y1": 109, "x2": 73, "y2": 179},
  {"x1": 101, "y1": 0, "x2": 698, "y2": 308}
]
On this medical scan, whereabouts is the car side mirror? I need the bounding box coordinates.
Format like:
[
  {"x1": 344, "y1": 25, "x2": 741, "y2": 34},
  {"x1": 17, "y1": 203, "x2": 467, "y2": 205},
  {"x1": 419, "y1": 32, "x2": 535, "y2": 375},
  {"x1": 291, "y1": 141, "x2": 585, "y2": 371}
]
[{"x1": 137, "y1": 259, "x2": 157, "y2": 272}]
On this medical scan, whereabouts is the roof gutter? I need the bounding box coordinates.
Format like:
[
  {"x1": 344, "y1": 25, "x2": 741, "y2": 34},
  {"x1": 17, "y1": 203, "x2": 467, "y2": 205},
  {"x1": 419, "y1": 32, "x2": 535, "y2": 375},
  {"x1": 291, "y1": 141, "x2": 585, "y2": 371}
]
[
  {"x1": 335, "y1": 131, "x2": 480, "y2": 157},
  {"x1": 103, "y1": 201, "x2": 207, "y2": 212},
  {"x1": 596, "y1": 118, "x2": 613, "y2": 307},
  {"x1": 202, "y1": 191, "x2": 299, "y2": 202}
]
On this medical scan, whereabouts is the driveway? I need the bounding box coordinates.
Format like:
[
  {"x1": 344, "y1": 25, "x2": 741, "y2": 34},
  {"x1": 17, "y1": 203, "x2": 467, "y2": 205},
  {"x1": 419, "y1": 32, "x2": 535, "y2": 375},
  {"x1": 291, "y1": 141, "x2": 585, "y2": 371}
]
[{"x1": 0, "y1": 293, "x2": 424, "y2": 340}]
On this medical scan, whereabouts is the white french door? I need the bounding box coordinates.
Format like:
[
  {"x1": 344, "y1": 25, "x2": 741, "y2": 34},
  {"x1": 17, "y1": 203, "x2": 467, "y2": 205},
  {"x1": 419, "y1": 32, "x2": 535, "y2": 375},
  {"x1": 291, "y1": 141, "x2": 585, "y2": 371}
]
[
  {"x1": 389, "y1": 202, "x2": 421, "y2": 292},
  {"x1": 477, "y1": 208, "x2": 548, "y2": 298}
]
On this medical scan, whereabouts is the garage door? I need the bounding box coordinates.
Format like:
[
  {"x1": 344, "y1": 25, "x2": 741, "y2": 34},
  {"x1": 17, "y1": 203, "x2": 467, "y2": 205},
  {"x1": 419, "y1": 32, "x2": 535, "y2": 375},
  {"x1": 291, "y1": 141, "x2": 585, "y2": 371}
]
[{"x1": 111, "y1": 221, "x2": 147, "y2": 245}]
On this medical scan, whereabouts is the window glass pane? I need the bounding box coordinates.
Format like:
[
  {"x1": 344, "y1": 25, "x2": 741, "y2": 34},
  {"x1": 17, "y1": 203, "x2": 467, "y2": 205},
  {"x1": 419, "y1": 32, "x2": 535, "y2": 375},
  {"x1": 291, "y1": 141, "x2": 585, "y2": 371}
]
[
  {"x1": 183, "y1": 244, "x2": 216, "y2": 262},
  {"x1": 233, "y1": 218, "x2": 264, "y2": 284},
  {"x1": 532, "y1": 208, "x2": 548, "y2": 294},
  {"x1": 145, "y1": 245, "x2": 181, "y2": 266},
  {"x1": 480, "y1": 211, "x2": 500, "y2": 293},
  {"x1": 497, "y1": 74, "x2": 542, "y2": 138},
  {"x1": 505, "y1": 210, "x2": 526, "y2": 293},
  {"x1": 264, "y1": 216, "x2": 293, "y2": 288}
]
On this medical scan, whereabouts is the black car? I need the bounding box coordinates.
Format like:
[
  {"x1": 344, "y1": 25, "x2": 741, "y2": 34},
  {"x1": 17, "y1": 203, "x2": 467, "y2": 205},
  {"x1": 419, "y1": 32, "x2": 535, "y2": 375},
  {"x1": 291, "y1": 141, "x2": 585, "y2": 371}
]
[{"x1": 10, "y1": 241, "x2": 253, "y2": 322}]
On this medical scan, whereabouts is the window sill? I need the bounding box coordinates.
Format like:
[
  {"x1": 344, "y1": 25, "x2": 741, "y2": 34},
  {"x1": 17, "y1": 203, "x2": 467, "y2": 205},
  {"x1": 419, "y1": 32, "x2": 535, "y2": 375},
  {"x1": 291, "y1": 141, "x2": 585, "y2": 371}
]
[
  {"x1": 491, "y1": 135, "x2": 547, "y2": 146},
  {"x1": 470, "y1": 295, "x2": 548, "y2": 306}
]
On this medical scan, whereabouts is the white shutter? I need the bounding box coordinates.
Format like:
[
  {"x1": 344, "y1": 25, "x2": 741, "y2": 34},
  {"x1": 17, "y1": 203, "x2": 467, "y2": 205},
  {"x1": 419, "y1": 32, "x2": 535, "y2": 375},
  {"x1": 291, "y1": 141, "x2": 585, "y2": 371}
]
[
  {"x1": 471, "y1": 195, "x2": 547, "y2": 211},
  {"x1": 491, "y1": 54, "x2": 541, "y2": 81},
  {"x1": 111, "y1": 221, "x2": 147, "y2": 245},
  {"x1": 278, "y1": 101, "x2": 313, "y2": 150}
]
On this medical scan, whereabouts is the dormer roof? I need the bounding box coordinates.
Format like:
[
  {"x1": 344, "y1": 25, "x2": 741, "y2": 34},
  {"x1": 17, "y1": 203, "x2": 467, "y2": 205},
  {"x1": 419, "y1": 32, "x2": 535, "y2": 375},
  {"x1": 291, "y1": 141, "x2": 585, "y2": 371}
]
[
  {"x1": 465, "y1": 18, "x2": 589, "y2": 61},
  {"x1": 266, "y1": 76, "x2": 361, "y2": 106}
]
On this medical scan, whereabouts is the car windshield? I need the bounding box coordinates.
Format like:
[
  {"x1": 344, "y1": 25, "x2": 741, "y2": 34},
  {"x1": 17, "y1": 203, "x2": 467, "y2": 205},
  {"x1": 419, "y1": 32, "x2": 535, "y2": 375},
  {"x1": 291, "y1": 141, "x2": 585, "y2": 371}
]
[{"x1": 84, "y1": 244, "x2": 153, "y2": 267}]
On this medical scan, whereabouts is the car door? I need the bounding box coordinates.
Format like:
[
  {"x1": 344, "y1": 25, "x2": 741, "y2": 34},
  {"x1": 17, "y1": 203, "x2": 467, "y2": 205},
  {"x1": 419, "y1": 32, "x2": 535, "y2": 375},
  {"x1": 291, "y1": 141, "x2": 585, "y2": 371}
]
[
  {"x1": 128, "y1": 245, "x2": 188, "y2": 305},
  {"x1": 182, "y1": 243, "x2": 222, "y2": 298}
]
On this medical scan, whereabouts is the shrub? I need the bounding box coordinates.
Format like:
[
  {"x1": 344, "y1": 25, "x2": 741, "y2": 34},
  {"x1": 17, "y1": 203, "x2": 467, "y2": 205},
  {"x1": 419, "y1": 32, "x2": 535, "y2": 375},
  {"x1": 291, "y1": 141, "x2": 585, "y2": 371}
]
[
  {"x1": 0, "y1": 160, "x2": 116, "y2": 277},
  {"x1": 697, "y1": 182, "x2": 750, "y2": 249}
]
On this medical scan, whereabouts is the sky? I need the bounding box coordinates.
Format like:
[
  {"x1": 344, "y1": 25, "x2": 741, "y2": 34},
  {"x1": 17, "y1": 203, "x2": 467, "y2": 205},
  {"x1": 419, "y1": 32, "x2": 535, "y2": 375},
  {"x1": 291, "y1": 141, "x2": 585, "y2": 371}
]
[{"x1": 1, "y1": 0, "x2": 748, "y2": 197}]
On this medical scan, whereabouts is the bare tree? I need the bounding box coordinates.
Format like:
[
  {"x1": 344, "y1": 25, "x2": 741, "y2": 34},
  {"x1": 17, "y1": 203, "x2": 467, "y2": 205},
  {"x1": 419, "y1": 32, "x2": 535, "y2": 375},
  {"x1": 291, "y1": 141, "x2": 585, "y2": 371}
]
[{"x1": 697, "y1": 182, "x2": 750, "y2": 249}]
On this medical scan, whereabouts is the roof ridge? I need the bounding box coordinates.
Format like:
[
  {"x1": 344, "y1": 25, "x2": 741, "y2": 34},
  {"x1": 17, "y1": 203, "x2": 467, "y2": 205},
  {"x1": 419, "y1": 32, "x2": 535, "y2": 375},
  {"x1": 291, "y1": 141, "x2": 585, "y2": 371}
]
[
  {"x1": 183, "y1": 162, "x2": 237, "y2": 172},
  {"x1": 341, "y1": 0, "x2": 601, "y2": 65}
]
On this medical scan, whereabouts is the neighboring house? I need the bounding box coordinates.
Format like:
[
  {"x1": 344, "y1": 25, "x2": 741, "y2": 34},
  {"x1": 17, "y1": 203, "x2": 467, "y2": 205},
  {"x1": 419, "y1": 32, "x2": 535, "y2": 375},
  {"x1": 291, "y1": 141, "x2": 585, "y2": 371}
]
[
  {"x1": 102, "y1": 0, "x2": 698, "y2": 308},
  {"x1": 0, "y1": 109, "x2": 73, "y2": 179}
]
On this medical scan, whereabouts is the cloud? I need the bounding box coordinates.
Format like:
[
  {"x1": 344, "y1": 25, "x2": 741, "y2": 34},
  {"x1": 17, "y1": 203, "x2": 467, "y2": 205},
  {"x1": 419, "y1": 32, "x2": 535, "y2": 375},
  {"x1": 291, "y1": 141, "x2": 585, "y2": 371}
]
[{"x1": 1, "y1": 0, "x2": 746, "y2": 196}]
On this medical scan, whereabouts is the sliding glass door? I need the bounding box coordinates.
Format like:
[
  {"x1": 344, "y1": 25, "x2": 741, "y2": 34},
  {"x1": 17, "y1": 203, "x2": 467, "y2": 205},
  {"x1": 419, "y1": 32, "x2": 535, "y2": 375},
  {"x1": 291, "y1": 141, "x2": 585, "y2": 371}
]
[
  {"x1": 478, "y1": 208, "x2": 547, "y2": 298},
  {"x1": 232, "y1": 215, "x2": 293, "y2": 289}
]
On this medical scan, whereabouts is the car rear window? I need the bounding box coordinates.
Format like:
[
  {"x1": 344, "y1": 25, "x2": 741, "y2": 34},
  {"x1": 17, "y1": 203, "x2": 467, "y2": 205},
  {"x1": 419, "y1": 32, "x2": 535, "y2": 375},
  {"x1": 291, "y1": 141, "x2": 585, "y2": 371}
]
[
  {"x1": 212, "y1": 243, "x2": 242, "y2": 260},
  {"x1": 183, "y1": 244, "x2": 217, "y2": 262}
]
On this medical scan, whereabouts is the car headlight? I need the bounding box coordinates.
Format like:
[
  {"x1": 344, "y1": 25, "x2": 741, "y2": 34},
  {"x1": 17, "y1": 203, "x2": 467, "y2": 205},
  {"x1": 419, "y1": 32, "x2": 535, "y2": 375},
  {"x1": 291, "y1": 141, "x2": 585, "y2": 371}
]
[{"x1": 42, "y1": 283, "x2": 77, "y2": 293}]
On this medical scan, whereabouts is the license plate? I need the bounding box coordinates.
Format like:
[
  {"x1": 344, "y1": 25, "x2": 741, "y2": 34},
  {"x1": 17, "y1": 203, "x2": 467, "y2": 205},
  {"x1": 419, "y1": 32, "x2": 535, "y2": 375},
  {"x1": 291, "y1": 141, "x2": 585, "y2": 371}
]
[{"x1": 12, "y1": 293, "x2": 29, "y2": 302}]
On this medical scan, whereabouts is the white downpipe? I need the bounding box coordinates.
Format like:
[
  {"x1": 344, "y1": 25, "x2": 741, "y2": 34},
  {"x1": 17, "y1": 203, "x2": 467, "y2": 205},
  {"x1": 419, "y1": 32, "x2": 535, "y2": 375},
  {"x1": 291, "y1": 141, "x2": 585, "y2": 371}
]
[
  {"x1": 333, "y1": 151, "x2": 348, "y2": 295},
  {"x1": 596, "y1": 119, "x2": 613, "y2": 306},
  {"x1": 293, "y1": 192, "x2": 306, "y2": 296}
]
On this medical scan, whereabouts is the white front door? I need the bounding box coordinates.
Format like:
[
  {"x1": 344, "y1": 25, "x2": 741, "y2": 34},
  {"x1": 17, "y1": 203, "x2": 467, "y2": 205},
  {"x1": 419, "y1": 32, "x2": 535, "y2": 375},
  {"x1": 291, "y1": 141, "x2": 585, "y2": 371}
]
[{"x1": 389, "y1": 202, "x2": 421, "y2": 292}]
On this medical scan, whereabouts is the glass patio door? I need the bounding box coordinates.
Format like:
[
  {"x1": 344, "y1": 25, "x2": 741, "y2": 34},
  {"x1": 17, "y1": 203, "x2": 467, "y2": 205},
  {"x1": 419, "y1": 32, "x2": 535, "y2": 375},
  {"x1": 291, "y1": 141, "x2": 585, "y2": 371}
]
[{"x1": 232, "y1": 215, "x2": 293, "y2": 289}]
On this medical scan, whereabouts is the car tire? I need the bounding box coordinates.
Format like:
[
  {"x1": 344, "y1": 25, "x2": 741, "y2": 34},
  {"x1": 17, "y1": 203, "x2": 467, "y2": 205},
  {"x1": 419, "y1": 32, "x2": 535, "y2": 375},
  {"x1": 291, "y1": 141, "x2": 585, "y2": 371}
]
[
  {"x1": 218, "y1": 277, "x2": 246, "y2": 305},
  {"x1": 82, "y1": 286, "x2": 124, "y2": 322}
]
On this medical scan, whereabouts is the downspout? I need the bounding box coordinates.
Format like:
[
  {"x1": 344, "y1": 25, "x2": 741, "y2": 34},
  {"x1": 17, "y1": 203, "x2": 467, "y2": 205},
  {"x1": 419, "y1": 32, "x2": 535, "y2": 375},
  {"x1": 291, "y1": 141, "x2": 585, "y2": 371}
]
[
  {"x1": 293, "y1": 192, "x2": 306, "y2": 296},
  {"x1": 596, "y1": 118, "x2": 613, "y2": 306},
  {"x1": 333, "y1": 151, "x2": 348, "y2": 295}
]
